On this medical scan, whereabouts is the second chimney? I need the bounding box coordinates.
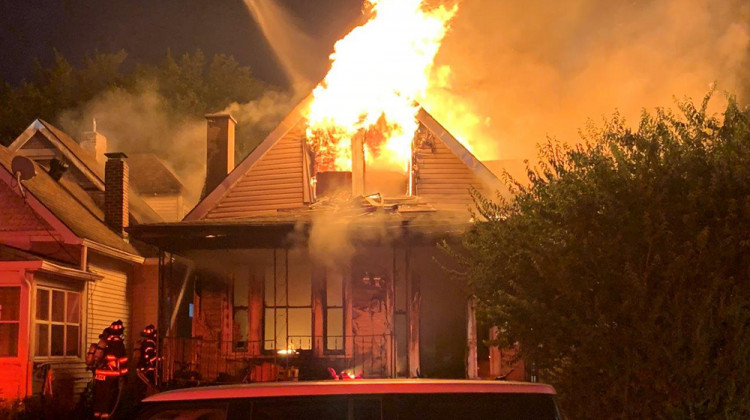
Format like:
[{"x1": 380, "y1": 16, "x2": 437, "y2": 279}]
[
  {"x1": 105, "y1": 152, "x2": 129, "y2": 237},
  {"x1": 203, "y1": 113, "x2": 236, "y2": 198}
]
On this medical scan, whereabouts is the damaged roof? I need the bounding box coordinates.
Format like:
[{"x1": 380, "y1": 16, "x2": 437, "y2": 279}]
[
  {"x1": 129, "y1": 194, "x2": 472, "y2": 251},
  {"x1": 186, "y1": 94, "x2": 504, "y2": 221}
]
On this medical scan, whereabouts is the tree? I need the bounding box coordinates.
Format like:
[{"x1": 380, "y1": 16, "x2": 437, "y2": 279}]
[
  {"x1": 460, "y1": 93, "x2": 750, "y2": 418},
  {"x1": 0, "y1": 49, "x2": 272, "y2": 146}
]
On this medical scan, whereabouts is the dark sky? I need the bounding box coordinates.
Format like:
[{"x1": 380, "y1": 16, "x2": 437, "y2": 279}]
[{"x1": 0, "y1": 0, "x2": 362, "y2": 87}]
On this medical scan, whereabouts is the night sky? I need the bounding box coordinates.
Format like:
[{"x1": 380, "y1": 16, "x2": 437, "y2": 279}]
[{"x1": 0, "y1": 0, "x2": 363, "y2": 88}]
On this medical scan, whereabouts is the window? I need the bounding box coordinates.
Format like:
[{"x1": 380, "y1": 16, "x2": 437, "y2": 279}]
[
  {"x1": 0, "y1": 287, "x2": 20, "y2": 357},
  {"x1": 264, "y1": 249, "x2": 312, "y2": 351},
  {"x1": 35, "y1": 288, "x2": 81, "y2": 357},
  {"x1": 325, "y1": 267, "x2": 344, "y2": 352}
]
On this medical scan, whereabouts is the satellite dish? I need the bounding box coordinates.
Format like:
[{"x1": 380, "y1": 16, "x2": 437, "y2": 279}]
[{"x1": 12, "y1": 155, "x2": 36, "y2": 181}]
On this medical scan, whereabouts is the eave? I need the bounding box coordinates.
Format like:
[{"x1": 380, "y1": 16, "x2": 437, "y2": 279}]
[{"x1": 1, "y1": 260, "x2": 103, "y2": 282}]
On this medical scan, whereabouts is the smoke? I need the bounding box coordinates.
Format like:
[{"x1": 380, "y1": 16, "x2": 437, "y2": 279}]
[
  {"x1": 56, "y1": 81, "x2": 303, "y2": 207},
  {"x1": 299, "y1": 206, "x2": 408, "y2": 267},
  {"x1": 243, "y1": 0, "x2": 320, "y2": 93},
  {"x1": 57, "y1": 84, "x2": 207, "y2": 205},
  {"x1": 423, "y1": 0, "x2": 750, "y2": 161}
]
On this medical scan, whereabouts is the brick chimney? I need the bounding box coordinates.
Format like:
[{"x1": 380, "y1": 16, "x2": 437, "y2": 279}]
[
  {"x1": 203, "y1": 113, "x2": 236, "y2": 198},
  {"x1": 104, "y1": 152, "x2": 129, "y2": 237}
]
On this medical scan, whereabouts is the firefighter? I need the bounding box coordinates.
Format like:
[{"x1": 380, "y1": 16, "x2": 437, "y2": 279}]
[
  {"x1": 136, "y1": 324, "x2": 158, "y2": 396},
  {"x1": 91, "y1": 320, "x2": 128, "y2": 419}
]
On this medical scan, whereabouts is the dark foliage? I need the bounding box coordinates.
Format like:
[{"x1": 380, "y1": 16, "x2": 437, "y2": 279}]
[
  {"x1": 461, "y1": 93, "x2": 750, "y2": 418},
  {"x1": 0, "y1": 49, "x2": 269, "y2": 147}
]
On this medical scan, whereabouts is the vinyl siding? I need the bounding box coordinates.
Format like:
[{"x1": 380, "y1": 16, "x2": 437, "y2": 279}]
[
  {"x1": 142, "y1": 194, "x2": 183, "y2": 222},
  {"x1": 205, "y1": 124, "x2": 307, "y2": 219},
  {"x1": 87, "y1": 261, "x2": 130, "y2": 347},
  {"x1": 415, "y1": 134, "x2": 485, "y2": 211}
]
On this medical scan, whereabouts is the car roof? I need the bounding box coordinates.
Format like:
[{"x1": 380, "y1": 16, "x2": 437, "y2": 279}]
[{"x1": 143, "y1": 379, "x2": 556, "y2": 403}]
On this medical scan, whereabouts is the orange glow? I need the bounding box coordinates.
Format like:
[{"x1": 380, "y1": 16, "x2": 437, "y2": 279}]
[{"x1": 305, "y1": 0, "x2": 458, "y2": 172}]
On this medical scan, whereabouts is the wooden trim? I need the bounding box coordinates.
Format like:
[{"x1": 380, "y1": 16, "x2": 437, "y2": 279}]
[{"x1": 408, "y1": 255, "x2": 420, "y2": 377}]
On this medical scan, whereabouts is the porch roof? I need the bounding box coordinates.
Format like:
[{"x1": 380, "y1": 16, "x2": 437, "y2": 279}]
[{"x1": 128, "y1": 204, "x2": 472, "y2": 251}]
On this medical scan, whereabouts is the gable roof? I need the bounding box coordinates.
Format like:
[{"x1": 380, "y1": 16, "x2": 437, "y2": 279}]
[
  {"x1": 8, "y1": 119, "x2": 162, "y2": 224},
  {"x1": 0, "y1": 145, "x2": 140, "y2": 256},
  {"x1": 9, "y1": 119, "x2": 105, "y2": 189},
  {"x1": 187, "y1": 96, "x2": 502, "y2": 221},
  {"x1": 186, "y1": 96, "x2": 314, "y2": 221},
  {"x1": 128, "y1": 153, "x2": 184, "y2": 195}
]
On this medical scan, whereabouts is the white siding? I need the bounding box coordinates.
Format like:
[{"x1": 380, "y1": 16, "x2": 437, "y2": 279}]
[
  {"x1": 206, "y1": 122, "x2": 307, "y2": 219},
  {"x1": 415, "y1": 133, "x2": 486, "y2": 211},
  {"x1": 87, "y1": 262, "x2": 130, "y2": 347},
  {"x1": 142, "y1": 194, "x2": 183, "y2": 222}
]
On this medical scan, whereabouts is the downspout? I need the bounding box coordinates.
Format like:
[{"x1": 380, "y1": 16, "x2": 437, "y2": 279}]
[{"x1": 23, "y1": 271, "x2": 33, "y2": 398}]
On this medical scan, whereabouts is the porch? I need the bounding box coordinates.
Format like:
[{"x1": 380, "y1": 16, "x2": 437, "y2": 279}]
[{"x1": 161, "y1": 334, "x2": 394, "y2": 386}]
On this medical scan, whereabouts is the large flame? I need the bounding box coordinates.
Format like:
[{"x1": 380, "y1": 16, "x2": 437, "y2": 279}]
[{"x1": 306, "y1": 0, "x2": 458, "y2": 172}]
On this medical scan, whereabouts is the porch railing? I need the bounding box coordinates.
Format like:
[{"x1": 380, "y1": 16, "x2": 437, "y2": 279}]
[{"x1": 160, "y1": 334, "x2": 394, "y2": 387}]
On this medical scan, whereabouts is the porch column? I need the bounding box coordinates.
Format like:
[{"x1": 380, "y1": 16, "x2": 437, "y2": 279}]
[
  {"x1": 489, "y1": 326, "x2": 501, "y2": 378},
  {"x1": 408, "y1": 271, "x2": 420, "y2": 377},
  {"x1": 344, "y1": 266, "x2": 353, "y2": 359},
  {"x1": 466, "y1": 296, "x2": 478, "y2": 379},
  {"x1": 312, "y1": 266, "x2": 325, "y2": 357}
]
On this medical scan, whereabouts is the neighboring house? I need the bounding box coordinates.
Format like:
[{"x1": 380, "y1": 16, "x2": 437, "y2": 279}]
[
  {"x1": 129, "y1": 96, "x2": 515, "y2": 382},
  {"x1": 0, "y1": 142, "x2": 158, "y2": 407},
  {"x1": 8, "y1": 119, "x2": 186, "y2": 222},
  {"x1": 128, "y1": 153, "x2": 188, "y2": 222}
]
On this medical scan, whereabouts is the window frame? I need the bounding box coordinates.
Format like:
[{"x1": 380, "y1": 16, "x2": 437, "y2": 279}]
[
  {"x1": 324, "y1": 268, "x2": 345, "y2": 354},
  {"x1": 34, "y1": 286, "x2": 82, "y2": 359},
  {"x1": 0, "y1": 286, "x2": 21, "y2": 358},
  {"x1": 262, "y1": 249, "x2": 313, "y2": 353}
]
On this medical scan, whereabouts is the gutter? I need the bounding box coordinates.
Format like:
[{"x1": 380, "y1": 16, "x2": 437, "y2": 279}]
[
  {"x1": 22, "y1": 272, "x2": 32, "y2": 398},
  {"x1": 82, "y1": 239, "x2": 144, "y2": 264},
  {"x1": 2, "y1": 260, "x2": 103, "y2": 282}
]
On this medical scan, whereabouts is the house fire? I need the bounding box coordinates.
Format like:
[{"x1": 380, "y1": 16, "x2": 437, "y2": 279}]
[
  {"x1": 129, "y1": 99, "x2": 504, "y2": 381},
  {"x1": 128, "y1": 0, "x2": 515, "y2": 383}
]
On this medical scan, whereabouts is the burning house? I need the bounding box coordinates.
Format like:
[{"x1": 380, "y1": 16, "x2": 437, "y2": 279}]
[
  {"x1": 128, "y1": 99, "x2": 504, "y2": 381},
  {"x1": 128, "y1": 0, "x2": 516, "y2": 383}
]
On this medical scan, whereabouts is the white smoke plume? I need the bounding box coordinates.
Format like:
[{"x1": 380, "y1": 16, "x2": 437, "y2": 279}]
[{"x1": 57, "y1": 85, "x2": 207, "y2": 205}]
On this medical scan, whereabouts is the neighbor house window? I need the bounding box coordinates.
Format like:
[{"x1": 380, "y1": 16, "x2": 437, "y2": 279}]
[
  {"x1": 35, "y1": 288, "x2": 81, "y2": 357},
  {"x1": 0, "y1": 287, "x2": 21, "y2": 357},
  {"x1": 264, "y1": 249, "x2": 312, "y2": 351},
  {"x1": 325, "y1": 268, "x2": 344, "y2": 352}
]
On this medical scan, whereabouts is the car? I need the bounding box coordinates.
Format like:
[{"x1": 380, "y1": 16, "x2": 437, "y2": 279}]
[{"x1": 134, "y1": 379, "x2": 562, "y2": 420}]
